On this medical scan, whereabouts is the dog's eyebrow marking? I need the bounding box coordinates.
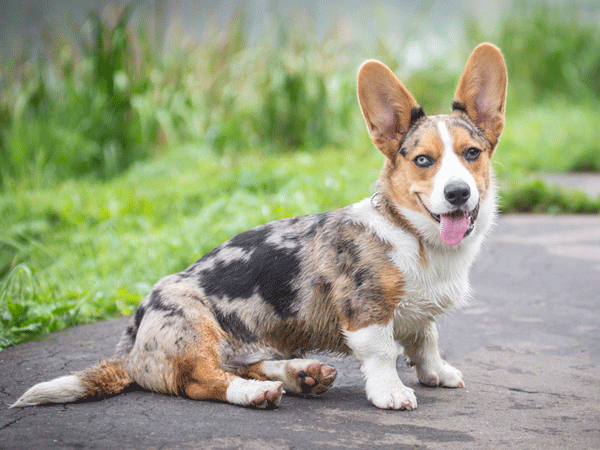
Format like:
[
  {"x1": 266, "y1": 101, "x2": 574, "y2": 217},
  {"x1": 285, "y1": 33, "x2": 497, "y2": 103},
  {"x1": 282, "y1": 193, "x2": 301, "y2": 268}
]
[{"x1": 447, "y1": 117, "x2": 489, "y2": 145}]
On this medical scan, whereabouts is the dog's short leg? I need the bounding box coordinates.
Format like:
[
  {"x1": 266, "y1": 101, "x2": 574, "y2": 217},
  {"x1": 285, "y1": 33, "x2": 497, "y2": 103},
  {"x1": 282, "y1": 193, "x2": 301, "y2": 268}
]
[
  {"x1": 165, "y1": 322, "x2": 283, "y2": 409},
  {"x1": 399, "y1": 320, "x2": 464, "y2": 388},
  {"x1": 180, "y1": 361, "x2": 283, "y2": 409},
  {"x1": 242, "y1": 359, "x2": 337, "y2": 396},
  {"x1": 344, "y1": 321, "x2": 417, "y2": 410}
]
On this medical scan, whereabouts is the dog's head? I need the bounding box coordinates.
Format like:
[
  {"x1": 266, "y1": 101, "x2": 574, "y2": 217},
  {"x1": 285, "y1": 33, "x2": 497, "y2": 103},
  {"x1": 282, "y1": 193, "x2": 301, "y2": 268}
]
[{"x1": 357, "y1": 43, "x2": 507, "y2": 247}]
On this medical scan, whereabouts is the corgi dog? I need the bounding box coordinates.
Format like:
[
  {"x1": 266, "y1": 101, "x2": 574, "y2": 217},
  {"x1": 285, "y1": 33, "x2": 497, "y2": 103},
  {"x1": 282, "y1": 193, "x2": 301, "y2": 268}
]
[{"x1": 12, "y1": 43, "x2": 506, "y2": 411}]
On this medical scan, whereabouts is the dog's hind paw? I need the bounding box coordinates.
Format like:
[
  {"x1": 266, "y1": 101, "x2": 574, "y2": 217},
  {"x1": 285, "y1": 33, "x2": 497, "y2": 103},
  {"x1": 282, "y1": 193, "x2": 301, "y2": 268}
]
[{"x1": 284, "y1": 360, "x2": 337, "y2": 396}]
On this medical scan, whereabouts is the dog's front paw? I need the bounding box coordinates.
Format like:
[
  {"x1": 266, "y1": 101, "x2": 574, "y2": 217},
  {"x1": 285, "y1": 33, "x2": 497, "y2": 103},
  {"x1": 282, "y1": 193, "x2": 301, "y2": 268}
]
[
  {"x1": 417, "y1": 361, "x2": 464, "y2": 388},
  {"x1": 367, "y1": 384, "x2": 417, "y2": 410}
]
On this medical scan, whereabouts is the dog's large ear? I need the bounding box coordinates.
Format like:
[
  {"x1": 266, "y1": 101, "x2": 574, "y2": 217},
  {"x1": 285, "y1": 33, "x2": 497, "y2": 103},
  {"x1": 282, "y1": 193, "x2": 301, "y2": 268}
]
[
  {"x1": 454, "y1": 43, "x2": 507, "y2": 148},
  {"x1": 357, "y1": 60, "x2": 421, "y2": 160}
]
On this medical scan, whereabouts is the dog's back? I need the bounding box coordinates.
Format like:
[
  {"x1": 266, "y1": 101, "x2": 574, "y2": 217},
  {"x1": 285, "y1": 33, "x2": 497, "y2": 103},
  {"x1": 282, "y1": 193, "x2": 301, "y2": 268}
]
[{"x1": 12, "y1": 43, "x2": 506, "y2": 411}]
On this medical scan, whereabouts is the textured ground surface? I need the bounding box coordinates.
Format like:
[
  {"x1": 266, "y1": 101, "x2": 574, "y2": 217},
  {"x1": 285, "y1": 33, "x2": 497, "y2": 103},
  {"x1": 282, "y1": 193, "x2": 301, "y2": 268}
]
[{"x1": 1, "y1": 214, "x2": 600, "y2": 449}]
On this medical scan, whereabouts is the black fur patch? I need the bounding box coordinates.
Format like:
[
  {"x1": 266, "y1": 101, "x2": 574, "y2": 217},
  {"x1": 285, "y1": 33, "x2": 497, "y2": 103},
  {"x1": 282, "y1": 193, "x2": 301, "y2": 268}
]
[
  {"x1": 447, "y1": 116, "x2": 490, "y2": 145},
  {"x1": 143, "y1": 340, "x2": 158, "y2": 352},
  {"x1": 125, "y1": 303, "x2": 148, "y2": 345},
  {"x1": 410, "y1": 106, "x2": 426, "y2": 125},
  {"x1": 452, "y1": 101, "x2": 467, "y2": 113},
  {"x1": 134, "y1": 304, "x2": 146, "y2": 329},
  {"x1": 334, "y1": 238, "x2": 360, "y2": 276},
  {"x1": 212, "y1": 308, "x2": 257, "y2": 343},
  {"x1": 312, "y1": 275, "x2": 332, "y2": 297},
  {"x1": 200, "y1": 245, "x2": 301, "y2": 319},
  {"x1": 344, "y1": 298, "x2": 355, "y2": 322},
  {"x1": 147, "y1": 290, "x2": 184, "y2": 318},
  {"x1": 354, "y1": 268, "x2": 369, "y2": 288},
  {"x1": 227, "y1": 225, "x2": 271, "y2": 250},
  {"x1": 398, "y1": 107, "x2": 426, "y2": 158},
  {"x1": 125, "y1": 324, "x2": 138, "y2": 343},
  {"x1": 174, "y1": 336, "x2": 185, "y2": 350},
  {"x1": 306, "y1": 213, "x2": 328, "y2": 238}
]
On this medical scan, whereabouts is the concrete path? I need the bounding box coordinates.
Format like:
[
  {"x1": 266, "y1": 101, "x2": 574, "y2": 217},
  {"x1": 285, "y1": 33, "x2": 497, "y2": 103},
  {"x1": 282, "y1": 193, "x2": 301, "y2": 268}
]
[
  {"x1": 544, "y1": 173, "x2": 600, "y2": 198},
  {"x1": 1, "y1": 215, "x2": 600, "y2": 449}
]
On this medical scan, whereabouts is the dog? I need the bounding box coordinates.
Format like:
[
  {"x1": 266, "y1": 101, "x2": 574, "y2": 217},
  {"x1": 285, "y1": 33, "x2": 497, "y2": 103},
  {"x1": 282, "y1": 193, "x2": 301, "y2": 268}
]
[{"x1": 12, "y1": 43, "x2": 506, "y2": 410}]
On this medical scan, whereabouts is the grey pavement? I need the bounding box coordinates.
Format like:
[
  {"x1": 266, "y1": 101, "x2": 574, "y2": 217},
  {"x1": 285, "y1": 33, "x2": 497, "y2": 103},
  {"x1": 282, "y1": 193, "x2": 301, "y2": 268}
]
[
  {"x1": 1, "y1": 214, "x2": 600, "y2": 449},
  {"x1": 543, "y1": 173, "x2": 600, "y2": 198}
]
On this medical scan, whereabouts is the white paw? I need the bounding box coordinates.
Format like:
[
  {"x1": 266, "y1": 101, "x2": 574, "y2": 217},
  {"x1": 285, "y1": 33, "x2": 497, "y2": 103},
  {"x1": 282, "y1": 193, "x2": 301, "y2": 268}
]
[
  {"x1": 417, "y1": 361, "x2": 465, "y2": 388},
  {"x1": 367, "y1": 384, "x2": 418, "y2": 410},
  {"x1": 226, "y1": 378, "x2": 284, "y2": 408}
]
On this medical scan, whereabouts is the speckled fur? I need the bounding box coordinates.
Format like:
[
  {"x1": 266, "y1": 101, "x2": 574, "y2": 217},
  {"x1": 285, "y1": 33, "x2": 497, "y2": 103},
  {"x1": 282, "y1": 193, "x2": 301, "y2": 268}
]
[{"x1": 12, "y1": 43, "x2": 507, "y2": 411}]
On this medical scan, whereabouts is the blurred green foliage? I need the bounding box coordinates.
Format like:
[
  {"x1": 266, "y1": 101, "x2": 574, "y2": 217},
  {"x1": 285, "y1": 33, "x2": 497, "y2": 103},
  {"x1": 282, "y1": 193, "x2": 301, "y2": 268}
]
[
  {"x1": 1, "y1": 1, "x2": 599, "y2": 191},
  {"x1": 1, "y1": 1, "x2": 599, "y2": 347},
  {"x1": 466, "y1": 1, "x2": 600, "y2": 105}
]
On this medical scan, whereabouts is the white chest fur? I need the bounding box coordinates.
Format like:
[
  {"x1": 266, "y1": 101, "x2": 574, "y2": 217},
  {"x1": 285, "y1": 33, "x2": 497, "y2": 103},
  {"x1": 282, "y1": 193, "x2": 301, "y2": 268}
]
[{"x1": 349, "y1": 196, "x2": 494, "y2": 331}]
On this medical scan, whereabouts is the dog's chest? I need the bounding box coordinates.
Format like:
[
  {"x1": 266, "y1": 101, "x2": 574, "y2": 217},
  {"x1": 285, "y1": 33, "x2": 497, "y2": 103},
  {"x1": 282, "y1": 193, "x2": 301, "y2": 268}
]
[
  {"x1": 389, "y1": 247, "x2": 473, "y2": 337},
  {"x1": 348, "y1": 199, "x2": 474, "y2": 323},
  {"x1": 398, "y1": 251, "x2": 471, "y2": 313}
]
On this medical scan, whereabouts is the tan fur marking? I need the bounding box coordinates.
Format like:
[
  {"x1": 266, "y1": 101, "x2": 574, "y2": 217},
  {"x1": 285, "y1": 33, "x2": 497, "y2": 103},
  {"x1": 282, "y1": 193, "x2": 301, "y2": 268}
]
[
  {"x1": 374, "y1": 193, "x2": 428, "y2": 267},
  {"x1": 180, "y1": 365, "x2": 235, "y2": 402},
  {"x1": 339, "y1": 261, "x2": 406, "y2": 333},
  {"x1": 380, "y1": 263, "x2": 406, "y2": 317},
  {"x1": 80, "y1": 359, "x2": 133, "y2": 399},
  {"x1": 235, "y1": 363, "x2": 269, "y2": 381},
  {"x1": 172, "y1": 317, "x2": 234, "y2": 402},
  {"x1": 377, "y1": 125, "x2": 447, "y2": 217}
]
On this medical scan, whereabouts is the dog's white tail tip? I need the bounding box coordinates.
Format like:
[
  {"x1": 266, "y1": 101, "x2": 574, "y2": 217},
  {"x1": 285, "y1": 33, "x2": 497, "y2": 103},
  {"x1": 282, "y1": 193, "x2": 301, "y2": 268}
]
[{"x1": 10, "y1": 375, "x2": 85, "y2": 408}]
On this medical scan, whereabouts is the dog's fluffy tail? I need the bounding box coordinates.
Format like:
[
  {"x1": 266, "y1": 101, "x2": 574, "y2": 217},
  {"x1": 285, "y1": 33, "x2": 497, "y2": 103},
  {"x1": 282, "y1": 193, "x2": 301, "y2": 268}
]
[{"x1": 10, "y1": 359, "x2": 133, "y2": 408}]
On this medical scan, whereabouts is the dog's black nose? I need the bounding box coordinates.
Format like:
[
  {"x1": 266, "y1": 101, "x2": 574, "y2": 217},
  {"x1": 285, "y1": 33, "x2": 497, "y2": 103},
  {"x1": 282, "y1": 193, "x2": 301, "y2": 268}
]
[{"x1": 444, "y1": 181, "x2": 470, "y2": 206}]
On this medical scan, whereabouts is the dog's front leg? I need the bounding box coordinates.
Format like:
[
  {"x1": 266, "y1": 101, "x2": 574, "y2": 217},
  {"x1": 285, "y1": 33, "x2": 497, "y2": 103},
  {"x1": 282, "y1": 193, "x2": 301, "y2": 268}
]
[
  {"x1": 344, "y1": 321, "x2": 417, "y2": 410},
  {"x1": 399, "y1": 319, "x2": 465, "y2": 388}
]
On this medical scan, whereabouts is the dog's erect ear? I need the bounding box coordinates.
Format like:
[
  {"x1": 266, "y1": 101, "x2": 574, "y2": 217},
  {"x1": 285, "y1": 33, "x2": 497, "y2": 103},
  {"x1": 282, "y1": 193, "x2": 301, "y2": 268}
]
[
  {"x1": 454, "y1": 43, "x2": 507, "y2": 147},
  {"x1": 357, "y1": 60, "x2": 421, "y2": 159}
]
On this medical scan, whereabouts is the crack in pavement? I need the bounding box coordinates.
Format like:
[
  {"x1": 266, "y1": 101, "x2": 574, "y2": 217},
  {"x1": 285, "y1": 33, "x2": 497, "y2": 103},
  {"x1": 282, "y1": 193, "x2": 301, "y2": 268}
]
[
  {"x1": 471, "y1": 380, "x2": 587, "y2": 401},
  {"x1": 0, "y1": 408, "x2": 37, "y2": 432}
]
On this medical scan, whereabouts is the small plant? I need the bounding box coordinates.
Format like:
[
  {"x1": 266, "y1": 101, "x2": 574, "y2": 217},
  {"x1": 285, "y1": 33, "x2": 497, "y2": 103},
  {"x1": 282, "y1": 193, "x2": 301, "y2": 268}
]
[{"x1": 499, "y1": 179, "x2": 600, "y2": 214}]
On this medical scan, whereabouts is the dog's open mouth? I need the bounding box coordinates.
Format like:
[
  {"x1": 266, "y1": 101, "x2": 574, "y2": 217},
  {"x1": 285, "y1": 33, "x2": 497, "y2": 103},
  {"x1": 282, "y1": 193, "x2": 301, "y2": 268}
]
[{"x1": 418, "y1": 197, "x2": 479, "y2": 246}]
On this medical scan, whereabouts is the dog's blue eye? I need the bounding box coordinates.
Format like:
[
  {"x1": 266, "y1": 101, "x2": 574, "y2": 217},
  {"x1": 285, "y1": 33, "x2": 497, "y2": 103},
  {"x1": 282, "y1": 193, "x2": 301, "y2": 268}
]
[
  {"x1": 463, "y1": 147, "x2": 482, "y2": 162},
  {"x1": 414, "y1": 155, "x2": 434, "y2": 168}
]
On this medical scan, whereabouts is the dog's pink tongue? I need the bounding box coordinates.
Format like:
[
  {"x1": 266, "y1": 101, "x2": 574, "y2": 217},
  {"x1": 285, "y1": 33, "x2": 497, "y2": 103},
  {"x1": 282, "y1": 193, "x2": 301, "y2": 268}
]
[{"x1": 440, "y1": 214, "x2": 469, "y2": 246}]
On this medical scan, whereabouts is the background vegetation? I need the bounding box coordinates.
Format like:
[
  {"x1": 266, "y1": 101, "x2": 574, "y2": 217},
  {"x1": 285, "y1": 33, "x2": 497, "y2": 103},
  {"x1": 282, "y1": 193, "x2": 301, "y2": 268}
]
[{"x1": 1, "y1": 1, "x2": 599, "y2": 347}]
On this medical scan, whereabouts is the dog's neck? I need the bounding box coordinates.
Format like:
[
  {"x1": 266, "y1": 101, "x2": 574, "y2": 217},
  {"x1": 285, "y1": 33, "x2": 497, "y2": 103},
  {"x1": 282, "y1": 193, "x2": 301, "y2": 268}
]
[{"x1": 371, "y1": 190, "x2": 428, "y2": 266}]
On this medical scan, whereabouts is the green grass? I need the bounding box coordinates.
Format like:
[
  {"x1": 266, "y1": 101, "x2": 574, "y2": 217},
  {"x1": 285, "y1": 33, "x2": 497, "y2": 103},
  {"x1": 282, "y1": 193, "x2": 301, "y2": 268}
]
[
  {"x1": 0, "y1": 143, "x2": 379, "y2": 347},
  {"x1": 1, "y1": 1, "x2": 600, "y2": 347},
  {"x1": 496, "y1": 102, "x2": 600, "y2": 174},
  {"x1": 499, "y1": 178, "x2": 600, "y2": 214}
]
